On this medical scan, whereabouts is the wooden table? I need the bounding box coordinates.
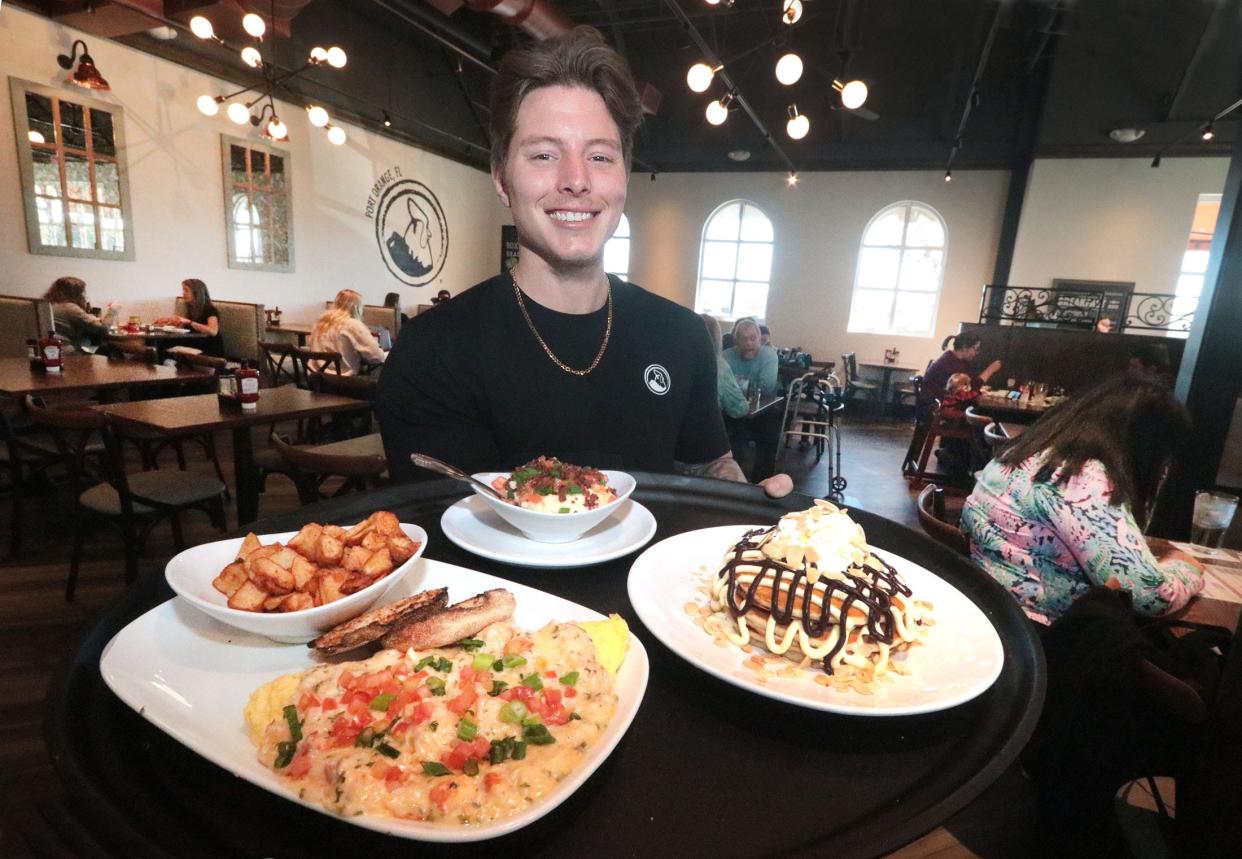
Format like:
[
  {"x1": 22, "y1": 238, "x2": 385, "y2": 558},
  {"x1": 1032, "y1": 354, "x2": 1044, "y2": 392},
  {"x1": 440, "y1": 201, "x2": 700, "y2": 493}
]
[
  {"x1": 860, "y1": 360, "x2": 921, "y2": 402},
  {"x1": 972, "y1": 394, "x2": 1055, "y2": 423},
  {"x1": 105, "y1": 327, "x2": 211, "y2": 360},
  {"x1": 264, "y1": 323, "x2": 312, "y2": 346},
  {"x1": 1148, "y1": 538, "x2": 1242, "y2": 632},
  {"x1": 94, "y1": 387, "x2": 371, "y2": 524},
  {"x1": 0, "y1": 354, "x2": 213, "y2": 398},
  {"x1": 999, "y1": 422, "x2": 1025, "y2": 441}
]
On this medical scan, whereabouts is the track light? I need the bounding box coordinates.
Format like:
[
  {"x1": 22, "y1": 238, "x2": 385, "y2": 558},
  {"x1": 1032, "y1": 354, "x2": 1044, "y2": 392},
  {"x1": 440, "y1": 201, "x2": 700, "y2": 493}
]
[
  {"x1": 383, "y1": 110, "x2": 392, "y2": 128},
  {"x1": 687, "y1": 63, "x2": 720, "y2": 93},
  {"x1": 1202, "y1": 122, "x2": 1215, "y2": 141},
  {"x1": 242, "y1": 13, "x2": 266, "y2": 38},
  {"x1": 944, "y1": 169, "x2": 953, "y2": 183},
  {"x1": 786, "y1": 104, "x2": 809, "y2": 140},
  {"x1": 1151, "y1": 155, "x2": 1162, "y2": 168},
  {"x1": 189, "y1": 15, "x2": 215, "y2": 39},
  {"x1": 775, "y1": 53, "x2": 803, "y2": 86},
  {"x1": 786, "y1": 171, "x2": 799, "y2": 187},
  {"x1": 833, "y1": 79, "x2": 868, "y2": 110}
]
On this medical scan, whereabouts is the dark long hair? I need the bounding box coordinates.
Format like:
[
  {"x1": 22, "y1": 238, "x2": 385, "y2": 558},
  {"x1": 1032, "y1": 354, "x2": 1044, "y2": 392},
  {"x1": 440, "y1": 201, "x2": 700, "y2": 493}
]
[
  {"x1": 997, "y1": 376, "x2": 1191, "y2": 525},
  {"x1": 181, "y1": 278, "x2": 214, "y2": 323},
  {"x1": 44, "y1": 276, "x2": 88, "y2": 309},
  {"x1": 941, "y1": 332, "x2": 982, "y2": 352}
]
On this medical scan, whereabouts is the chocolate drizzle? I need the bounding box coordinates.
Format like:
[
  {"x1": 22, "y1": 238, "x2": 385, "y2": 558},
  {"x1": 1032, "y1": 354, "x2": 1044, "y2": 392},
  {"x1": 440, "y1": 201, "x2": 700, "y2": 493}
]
[{"x1": 718, "y1": 527, "x2": 912, "y2": 673}]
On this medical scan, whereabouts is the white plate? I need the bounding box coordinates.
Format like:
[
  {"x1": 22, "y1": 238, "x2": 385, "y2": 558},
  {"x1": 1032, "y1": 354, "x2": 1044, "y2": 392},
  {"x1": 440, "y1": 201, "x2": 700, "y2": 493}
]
[
  {"x1": 627, "y1": 525, "x2": 1004, "y2": 716},
  {"x1": 441, "y1": 496, "x2": 657, "y2": 568},
  {"x1": 101, "y1": 559, "x2": 650, "y2": 843}
]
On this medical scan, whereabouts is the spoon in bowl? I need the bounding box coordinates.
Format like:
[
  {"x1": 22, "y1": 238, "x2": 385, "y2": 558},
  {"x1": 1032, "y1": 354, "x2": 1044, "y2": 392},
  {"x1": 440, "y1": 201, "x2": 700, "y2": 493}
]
[{"x1": 409, "y1": 453, "x2": 508, "y2": 501}]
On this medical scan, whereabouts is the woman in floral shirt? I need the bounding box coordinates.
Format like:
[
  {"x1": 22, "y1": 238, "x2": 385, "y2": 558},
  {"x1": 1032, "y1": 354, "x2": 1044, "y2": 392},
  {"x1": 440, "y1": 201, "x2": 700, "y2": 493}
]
[{"x1": 961, "y1": 376, "x2": 1204, "y2": 625}]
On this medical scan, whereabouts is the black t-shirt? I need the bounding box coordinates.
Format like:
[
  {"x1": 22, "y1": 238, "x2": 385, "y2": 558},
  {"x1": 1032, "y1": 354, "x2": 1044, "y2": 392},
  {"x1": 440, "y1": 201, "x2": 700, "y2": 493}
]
[{"x1": 377, "y1": 274, "x2": 729, "y2": 480}]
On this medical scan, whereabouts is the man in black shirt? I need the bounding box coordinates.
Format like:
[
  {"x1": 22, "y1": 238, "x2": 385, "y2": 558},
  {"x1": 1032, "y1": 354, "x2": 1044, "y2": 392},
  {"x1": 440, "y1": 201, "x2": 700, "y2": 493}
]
[{"x1": 378, "y1": 27, "x2": 791, "y2": 497}]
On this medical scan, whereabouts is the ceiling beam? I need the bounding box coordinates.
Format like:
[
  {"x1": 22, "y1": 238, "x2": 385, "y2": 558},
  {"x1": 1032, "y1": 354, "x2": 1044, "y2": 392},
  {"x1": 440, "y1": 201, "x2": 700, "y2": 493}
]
[
  {"x1": 945, "y1": 1, "x2": 1005, "y2": 173},
  {"x1": 1163, "y1": 0, "x2": 1230, "y2": 122}
]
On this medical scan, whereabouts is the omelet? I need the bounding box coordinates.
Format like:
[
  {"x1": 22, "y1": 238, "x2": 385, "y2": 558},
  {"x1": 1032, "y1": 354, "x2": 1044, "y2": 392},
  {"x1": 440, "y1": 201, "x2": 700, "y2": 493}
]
[
  {"x1": 243, "y1": 671, "x2": 301, "y2": 746},
  {"x1": 577, "y1": 614, "x2": 629, "y2": 676}
]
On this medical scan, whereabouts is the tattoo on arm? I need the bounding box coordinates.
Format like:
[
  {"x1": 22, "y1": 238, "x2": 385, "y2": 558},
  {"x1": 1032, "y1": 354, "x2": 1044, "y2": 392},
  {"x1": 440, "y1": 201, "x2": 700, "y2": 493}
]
[{"x1": 678, "y1": 452, "x2": 747, "y2": 483}]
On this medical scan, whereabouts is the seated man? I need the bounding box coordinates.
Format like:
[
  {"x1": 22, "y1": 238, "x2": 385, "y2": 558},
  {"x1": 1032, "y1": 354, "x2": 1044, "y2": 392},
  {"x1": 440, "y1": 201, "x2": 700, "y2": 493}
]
[
  {"x1": 378, "y1": 28, "x2": 789, "y2": 497},
  {"x1": 723, "y1": 318, "x2": 779, "y2": 398}
]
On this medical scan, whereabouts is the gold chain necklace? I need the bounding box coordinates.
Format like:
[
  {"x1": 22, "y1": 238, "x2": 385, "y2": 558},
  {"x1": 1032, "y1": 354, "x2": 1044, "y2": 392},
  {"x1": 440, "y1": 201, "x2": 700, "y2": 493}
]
[{"x1": 511, "y1": 269, "x2": 613, "y2": 377}]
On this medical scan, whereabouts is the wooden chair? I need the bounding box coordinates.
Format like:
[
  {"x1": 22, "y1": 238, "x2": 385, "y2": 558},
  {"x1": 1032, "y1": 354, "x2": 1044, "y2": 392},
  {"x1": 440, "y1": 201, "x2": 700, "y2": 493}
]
[
  {"x1": 271, "y1": 434, "x2": 387, "y2": 505},
  {"x1": 178, "y1": 297, "x2": 264, "y2": 363},
  {"x1": 841, "y1": 352, "x2": 879, "y2": 406},
  {"x1": 291, "y1": 347, "x2": 343, "y2": 390},
  {"x1": 0, "y1": 404, "x2": 66, "y2": 560},
  {"x1": 27, "y1": 400, "x2": 226, "y2": 600},
  {"x1": 311, "y1": 372, "x2": 377, "y2": 438},
  {"x1": 891, "y1": 374, "x2": 921, "y2": 418},
  {"x1": 907, "y1": 399, "x2": 974, "y2": 488},
  {"x1": 174, "y1": 352, "x2": 227, "y2": 371},
  {"x1": 0, "y1": 295, "x2": 53, "y2": 359},
  {"x1": 258, "y1": 339, "x2": 297, "y2": 387},
  {"x1": 915, "y1": 484, "x2": 970, "y2": 556}
]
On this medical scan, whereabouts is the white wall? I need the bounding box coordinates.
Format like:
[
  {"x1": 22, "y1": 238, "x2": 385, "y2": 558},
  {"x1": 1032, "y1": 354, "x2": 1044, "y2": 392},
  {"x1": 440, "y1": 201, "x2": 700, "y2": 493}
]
[
  {"x1": 0, "y1": 7, "x2": 504, "y2": 324},
  {"x1": 624, "y1": 169, "x2": 1009, "y2": 371},
  {"x1": 1009, "y1": 157, "x2": 1229, "y2": 294}
]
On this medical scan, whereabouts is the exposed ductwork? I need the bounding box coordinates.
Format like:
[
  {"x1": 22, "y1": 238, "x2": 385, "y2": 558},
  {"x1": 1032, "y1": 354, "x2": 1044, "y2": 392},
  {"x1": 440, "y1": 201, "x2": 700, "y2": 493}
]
[
  {"x1": 422, "y1": 0, "x2": 572, "y2": 40},
  {"x1": 46, "y1": 0, "x2": 316, "y2": 40}
]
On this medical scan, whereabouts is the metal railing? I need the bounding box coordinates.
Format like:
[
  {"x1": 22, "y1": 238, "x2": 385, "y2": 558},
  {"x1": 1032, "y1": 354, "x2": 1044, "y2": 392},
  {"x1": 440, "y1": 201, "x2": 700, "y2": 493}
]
[{"x1": 978, "y1": 285, "x2": 1195, "y2": 333}]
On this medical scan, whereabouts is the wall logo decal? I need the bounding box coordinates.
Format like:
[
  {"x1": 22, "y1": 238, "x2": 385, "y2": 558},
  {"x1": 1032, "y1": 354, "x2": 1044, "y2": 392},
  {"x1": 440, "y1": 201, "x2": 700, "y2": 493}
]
[{"x1": 367, "y1": 167, "x2": 448, "y2": 288}]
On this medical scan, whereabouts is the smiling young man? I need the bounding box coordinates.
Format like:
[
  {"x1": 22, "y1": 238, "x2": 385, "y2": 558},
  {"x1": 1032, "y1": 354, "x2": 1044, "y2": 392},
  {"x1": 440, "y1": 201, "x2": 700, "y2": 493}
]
[{"x1": 378, "y1": 27, "x2": 791, "y2": 496}]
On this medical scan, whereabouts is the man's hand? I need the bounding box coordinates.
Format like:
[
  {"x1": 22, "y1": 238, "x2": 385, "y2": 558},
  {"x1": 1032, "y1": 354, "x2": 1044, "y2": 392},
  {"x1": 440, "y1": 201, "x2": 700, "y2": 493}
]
[
  {"x1": 758, "y1": 473, "x2": 793, "y2": 498},
  {"x1": 678, "y1": 454, "x2": 794, "y2": 497}
]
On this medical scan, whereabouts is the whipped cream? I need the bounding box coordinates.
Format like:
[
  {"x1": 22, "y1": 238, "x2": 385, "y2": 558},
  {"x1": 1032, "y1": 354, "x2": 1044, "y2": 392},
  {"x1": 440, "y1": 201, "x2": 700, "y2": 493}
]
[{"x1": 760, "y1": 499, "x2": 869, "y2": 581}]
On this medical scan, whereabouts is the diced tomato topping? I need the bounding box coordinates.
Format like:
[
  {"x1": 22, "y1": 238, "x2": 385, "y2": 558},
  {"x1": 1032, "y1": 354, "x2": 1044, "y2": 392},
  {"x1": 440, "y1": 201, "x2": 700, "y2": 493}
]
[
  {"x1": 343, "y1": 690, "x2": 372, "y2": 716},
  {"x1": 360, "y1": 669, "x2": 396, "y2": 691},
  {"x1": 543, "y1": 688, "x2": 563, "y2": 709},
  {"x1": 284, "y1": 751, "x2": 311, "y2": 778},
  {"x1": 460, "y1": 666, "x2": 475, "y2": 684},
  {"x1": 338, "y1": 670, "x2": 359, "y2": 690},
  {"x1": 445, "y1": 686, "x2": 478, "y2": 715},
  {"x1": 371, "y1": 761, "x2": 391, "y2": 779},
  {"x1": 544, "y1": 670, "x2": 557, "y2": 679},
  {"x1": 473, "y1": 670, "x2": 493, "y2": 689},
  {"x1": 385, "y1": 766, "x2": 407, "y2": 788},
  {"x1": 544, "y1": 709, "x2": 571, "y2": 726},
  {"x1": 564, "y1": 688, "x2": 577, "y2": 699},
  {"x1": 500, "y1": 685, "x2": 534, "y2": 704},
  {"x1": 429, "y1": 781, "x2": 455, "y2": 810},
  {"x1": 410, "y1": 702, "x2": 434, "y2": 724},
  {"x1": 387, "y1": 689, "x2": 418, "y2": 720},
  {"x1": 321, "y1": 697, "x2": 338, "y2": 710},
  {"x1": 329, "y1": 715, "x2": 367, "y2": 747},
  {"x1": 484, "y1": 771, "x2": 504, "y2": 791},
  {"x1": 298, "y1": 692, "x2": 320, "y2": 711},
  {"x1": 441, "y1": 737, "x2": 492, "y2": 772},
  {"x1": 471, "y1": 736, "x2": 490, "y2": 758}
]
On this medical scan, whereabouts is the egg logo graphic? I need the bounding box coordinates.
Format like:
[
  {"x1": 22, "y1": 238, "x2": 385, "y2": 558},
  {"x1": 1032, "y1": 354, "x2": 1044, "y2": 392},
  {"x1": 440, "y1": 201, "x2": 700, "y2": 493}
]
[
  {"x1": 374, "y1": 180, "x2": 448, "y2": 287},
  {"x1": 644, "y1": 364, "x2": 670, "y2": 396}
]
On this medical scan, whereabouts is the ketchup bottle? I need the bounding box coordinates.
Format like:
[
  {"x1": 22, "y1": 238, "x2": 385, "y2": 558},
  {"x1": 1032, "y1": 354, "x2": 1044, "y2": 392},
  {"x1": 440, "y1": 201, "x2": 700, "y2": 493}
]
[
  {"x1": 237, "y1": 361, "x2": 260, "y2": 410},
  {"x1": 39, "y1": 330, "x2": 63, "y2": 373}
]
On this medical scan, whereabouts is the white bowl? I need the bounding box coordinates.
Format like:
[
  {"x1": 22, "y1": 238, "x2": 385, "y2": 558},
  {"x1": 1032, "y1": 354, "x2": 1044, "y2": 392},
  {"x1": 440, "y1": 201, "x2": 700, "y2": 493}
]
[
  {"x1": 471, "y1": 470, "x2": 635, "y2": 543},
  {"x1": 165, "y1": 523, "x2": 428, "y2": 644}
]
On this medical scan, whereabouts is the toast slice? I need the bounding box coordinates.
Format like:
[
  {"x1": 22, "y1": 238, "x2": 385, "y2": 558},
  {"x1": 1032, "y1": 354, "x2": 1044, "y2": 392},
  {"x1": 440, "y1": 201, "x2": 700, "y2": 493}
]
[
  {"x1": 309, "y1": 588, "x2": 449, "y2": 655},
  {"x1": 381, "y1": 589, "x2": 516, "y2": 652}
]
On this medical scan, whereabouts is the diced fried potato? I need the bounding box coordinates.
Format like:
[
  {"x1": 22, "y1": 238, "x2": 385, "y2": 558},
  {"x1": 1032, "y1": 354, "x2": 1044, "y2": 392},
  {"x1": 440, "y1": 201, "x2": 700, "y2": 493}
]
[
  {"x1": 212, "y1": 562, "x2": 248, "y2": 597},
  {"x1": 286, "y1": 523, "x2": 323, "y2": 559},
  {"x1": 245, "y1": 544, "x2": 280, "y2": 568},
  {"x1": 323, "y1": 524, "x2": 344, "y2": 538},
  {"x1": 269, "y1": 546, "x2": 298, "y2": 570},
  {"x1": 370, "y1": 511, "x2": 401, "y2": 536},
  {"x1": 290, "y1": 554, "x2": 317, "y2": 590},
  {"x1": 227, "y1": 580, "x2": 269, "y2": 611},
  {"x1": 343, "y1": 519, "x2": 373, "y2": 545},
  {"x1": 278, "y1": 592, "x2": 314, "y2": 613},
  {"x1": 318, "y1": 568, "x2": 348, "y2": 605},
  {"x1": 316, "y1": 534, "x2": 344, "y2": 565},
  {"x1": 342, "y1": 545, "x2": 373, "y2": 572},
  {"x1": 387, "y1": 534, "x2": 417, "y2": 564},
  {"x1": 361, "y1": 530, "x2": 388, "y2": 551},
  {"x1": 250, "y1": 558, "x2": 294, "y2": 594},
  {"x1": 262, "y1": 595, "x2": 285, "y2": 611},
  {"x1": 340, "y1": 572, "x2": 375, "y2": 595},
  {"x1": 362, "y1": 547, "x2": 393, "y2": 578},
  {"x1": 237, "y1": 532, "x2": 262, "y2": 560}
]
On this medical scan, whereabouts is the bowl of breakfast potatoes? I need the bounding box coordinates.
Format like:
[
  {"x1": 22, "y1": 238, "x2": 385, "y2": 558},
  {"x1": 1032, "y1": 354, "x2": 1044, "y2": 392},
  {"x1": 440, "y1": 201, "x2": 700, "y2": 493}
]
[{"x1": 166, "y1": 511, "x2": 427, "y2": 643}]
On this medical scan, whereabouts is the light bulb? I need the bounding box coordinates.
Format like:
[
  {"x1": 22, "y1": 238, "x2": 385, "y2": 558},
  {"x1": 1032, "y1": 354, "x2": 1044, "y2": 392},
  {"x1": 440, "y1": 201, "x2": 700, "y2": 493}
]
[
  {"x1": 310, "y1": 46, "x2": 329, "y2": 63},
  {"x1": 197, "y1": 94, "x2": 220, "y2": 116},
  {"x1": 775, "y1": 53, "x2": 803, "y2": 86},
  {"x1": 267, "y1": 117, "x2": 287, "y2": 139},
  {"x1": 705, "y1": 0, "x2": 720, "y2": 5},
  {"x1": 944, "y1": 170, "x2": 953, "y2": 183},
  {"x1": 227, "y1": 102, "x2": 251, "y2": 125},
  {"x1": 705, "y1": 99, "x2": 729, "y2": 126},
  {"x1": 242, "y1": 13, "x2": 266, "y2": 38},
  {"x1": 327, "y1": 125, "x2": 346, "y2": 145},
  {"x1": 306, "y1": 105, "x2": 330, "y2": 127},
  {"x1": 840, "y1": 79, "x2": 868, "y2": 110},
  {"x1": 786, "y1": 112, "x2": 809, "y2": 140},
  {"x1": 782, "y1": 0, "x2": 803, "y2": 24},
  {"x1": 1202, "y1": 123, "x2": 1215, "y2": 141},
  {"x1": 189, "y1": 15, "x2": 214, "y2": 39},
  {"x1": 686, "y1": 62, "x2": 716, "y2": 93},
  {"x1": 786, "y1": 172, "x2": 799, "y2": 187},
  {"x1": 28, "y1": 129, "x2": 46, "y2": 144},
  {"x1": 327, "y1": 46, "x2": 347, "y2": 68},
  {"x1": 241, "y1": 46, "x2": 262, "y2": 68}
]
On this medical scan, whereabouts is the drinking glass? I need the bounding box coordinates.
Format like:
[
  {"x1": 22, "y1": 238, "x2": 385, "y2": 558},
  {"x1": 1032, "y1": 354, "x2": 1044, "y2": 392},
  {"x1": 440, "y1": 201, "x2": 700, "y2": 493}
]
[{"x1": 1191, "y1": 490, "x2": 1238, "y2": 554}]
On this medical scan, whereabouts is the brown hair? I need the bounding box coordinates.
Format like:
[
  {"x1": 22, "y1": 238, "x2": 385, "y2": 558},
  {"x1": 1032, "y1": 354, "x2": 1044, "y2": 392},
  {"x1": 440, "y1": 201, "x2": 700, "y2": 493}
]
[
  {"x1": 700, "y1": 313, "x2": 723, "y2": 355},
  {"x1": 488, "y1": 26, "x2": 643, "y2": 175},
  {"x1": 44, "y1": 276, "x2": 88, "y2": 309},
  {"x1": 181, "y1": 278, "x2": 215, "y2": 323}
]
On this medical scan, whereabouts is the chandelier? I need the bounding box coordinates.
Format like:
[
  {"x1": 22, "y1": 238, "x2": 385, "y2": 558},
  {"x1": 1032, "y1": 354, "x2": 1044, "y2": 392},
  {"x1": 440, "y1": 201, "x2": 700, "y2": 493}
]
[{"x1": 190, "y1": 9, "x2": 348, "y2": 145}]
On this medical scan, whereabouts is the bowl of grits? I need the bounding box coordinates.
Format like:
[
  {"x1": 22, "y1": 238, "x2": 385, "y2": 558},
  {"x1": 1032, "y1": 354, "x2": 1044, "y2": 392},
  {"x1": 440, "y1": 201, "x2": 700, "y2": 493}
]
[{"x1": 472, "y1": 457, "x2": 634, "y2": 543}]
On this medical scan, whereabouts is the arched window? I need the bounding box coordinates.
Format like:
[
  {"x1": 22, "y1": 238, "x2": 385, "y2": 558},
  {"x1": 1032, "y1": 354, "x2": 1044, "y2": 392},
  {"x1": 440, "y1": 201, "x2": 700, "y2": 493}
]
[
  {"x1": 847, "y1": 201, "x2": 946, "y2": 336},
  {"x1": 695, "y1": 200, "x2": 774, "y2": 320},
  {"x1": 603, "y1": 213, "x2": 630, "y2": 281}
]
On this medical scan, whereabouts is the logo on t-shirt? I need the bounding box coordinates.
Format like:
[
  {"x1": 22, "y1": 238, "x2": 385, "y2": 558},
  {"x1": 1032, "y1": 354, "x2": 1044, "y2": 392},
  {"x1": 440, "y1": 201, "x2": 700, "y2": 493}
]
[{"x1": 644, "y1": 364, "x2": 670, "y2": 396}]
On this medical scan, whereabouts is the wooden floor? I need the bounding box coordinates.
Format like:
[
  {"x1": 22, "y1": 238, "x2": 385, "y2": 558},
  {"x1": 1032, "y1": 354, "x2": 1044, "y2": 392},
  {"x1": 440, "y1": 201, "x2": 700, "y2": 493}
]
[{"x1": 0, "y1": 411, "x2": 1039, "y2": 858}]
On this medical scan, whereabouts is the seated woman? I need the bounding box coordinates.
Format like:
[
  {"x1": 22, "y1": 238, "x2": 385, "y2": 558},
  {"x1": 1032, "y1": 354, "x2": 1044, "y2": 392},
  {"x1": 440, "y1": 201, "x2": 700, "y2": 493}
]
[
  {"x1": 309, "y1": 289, "x2": 387, "y2": 376},
  {"x1": 44, "y1": 276, "x2": 119, "y2": 353},
  {"x1": 154, "y1": 278, "x2": 222, "y2": 356},
  {"x1": 384, "y1": 292, "x2": 409, "y2": 329},
  {"x1": 960, "y1": 375, "x2": 1204, "y2": 626},
  {"x1": 920, "y1": 333, "x2": 1002, "y2": 412}
]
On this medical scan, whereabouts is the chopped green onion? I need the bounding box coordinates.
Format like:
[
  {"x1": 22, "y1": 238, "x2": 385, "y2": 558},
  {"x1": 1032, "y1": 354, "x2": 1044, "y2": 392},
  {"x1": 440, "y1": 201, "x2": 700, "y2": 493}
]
[
  {"x1": 472, "y1": 653, "x2": 496, "y2": 671},
  {"x1": 433, "y1": 657, "x2": 452, "y2": 673},
  {"x1": 558, "y1": 507, "x2": 571, "y2": 514},
  {"x1": 567, "y1": 484, "x2": 583, "y2": 494},
  {"x1": 523, "y1": 723, "x2": 556, "y2": 745},
  {"x1": 376, "y1": 742, "x2": 400, "y2": 759},
  {"x1": 425, "y1": 677, "x2": 446, "y2": 696},
  {"x1": 521, "y1": 714, "x2": 542, "y2": 727},
  {"x1": 458, "y1": 638, "x2": 485, "y2": 651},
  {"x1": 354, "y1": 727, "x2": 376, "y2": 748},
  {"x1": 463, "y1": 758, "x2": 479, "y2": 777},
  {"x1": 489, "y1": 680, "x2": 509, "y2": 697},
  {"x1": 282, "y1": 705, "x2": 303, "y2": 742},
  {"x1": 513, "y1": 740, "x2": 527, "y2": 760},
  {"x1": 421, "y1": 761, "x2": 451, "y2": 777},
  {"x1": 457, "y1": 717, "x2": 478, "y2": 741},
  {"x1": 559, "y1": 671, "x2": 579, "y2": 686},
  {"x1": 537, "y1": 485, "x2": 556, "y2": 496},
  {"x1": 569, "y1": 712, "x2": 582, "y2": 721},
  {"x1": 274, "y1": 741, "x2": 297, "y2": 768},
  {"x1": 499, "y1": 701, "x2": 527, "y2": 723},
  {"x1": 413, "y1": 655, "x2": 436, "y2": 672},
  {"x1": 492, "y1": 659, "x2": 504, "y2": 672},
  {"x1": 502, "y1": 655, "x2": 527, "y2": 669},
  {"x1": 488, "y1": 736, "x2": 516, "y2": 764},
  {"x1": 521, "y1": 673, "x2": 544, "y2": 692},
  {"x1": 370, "y1": 693, "x2": 395, "y2": 711}
]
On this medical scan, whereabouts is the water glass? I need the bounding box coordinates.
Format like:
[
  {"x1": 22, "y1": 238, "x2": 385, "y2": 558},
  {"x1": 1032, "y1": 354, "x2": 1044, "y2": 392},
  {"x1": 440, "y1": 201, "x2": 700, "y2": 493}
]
[{"x1": 1191, "y1": 490, "x2": 1238, "y2": 554}]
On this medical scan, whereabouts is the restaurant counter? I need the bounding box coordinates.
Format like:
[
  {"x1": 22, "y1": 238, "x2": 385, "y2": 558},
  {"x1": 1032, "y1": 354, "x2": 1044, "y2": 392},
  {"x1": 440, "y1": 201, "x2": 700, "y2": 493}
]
[{"x1": 46, "y1": 475, "x2": 1044, "y2": 858}]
